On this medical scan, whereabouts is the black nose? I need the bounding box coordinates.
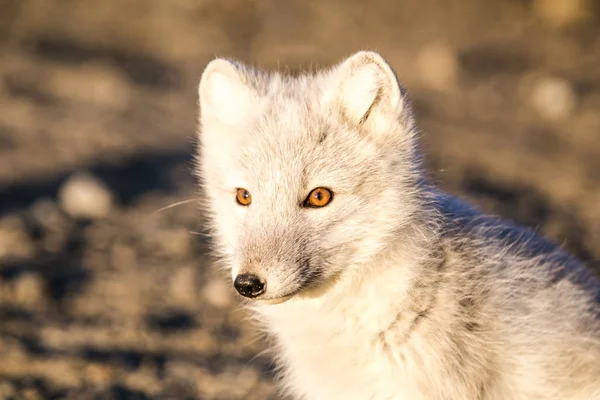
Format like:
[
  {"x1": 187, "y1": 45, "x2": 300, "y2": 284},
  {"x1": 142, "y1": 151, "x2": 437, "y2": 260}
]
[{"x1": 234, "y1": 274, "x2": 265, "y2": 298}]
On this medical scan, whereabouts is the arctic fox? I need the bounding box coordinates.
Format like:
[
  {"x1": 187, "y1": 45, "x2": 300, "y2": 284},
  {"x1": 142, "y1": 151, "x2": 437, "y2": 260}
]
[{"x1": 196, "y1": 51, "x2": 600, "y2": 399}]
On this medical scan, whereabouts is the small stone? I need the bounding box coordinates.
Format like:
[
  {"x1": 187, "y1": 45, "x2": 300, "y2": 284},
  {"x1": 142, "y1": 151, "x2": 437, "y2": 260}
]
[
  {"x1": 169, "y1": 266, "x2": 198, "y2": 306},
  {"x1": 13, "y1": 273, "x2": 45, "y2": 307},
  {"x1": 0, "y1": 381, "x2": 16, "y2": 400},
  {"x1": 156, "y1": 228, "x2": 193, "y2": 257},
  {"x1": 58, "y1": 172, "x2": 114, "y2": 220},
  {"x1": 110, "y1": 244, "x2": 137, "y2": 272},
  {"x1": 530, "y1": 76, "x2": 576, "y2": 121},
  {"x1": 46, "y1": 64, "x2": 130, "y2": 110},
  {"x1": 30, "y1": 198, "x2": 72, "y2": 253},
  {"x1": 219, "y1": 366, "x2": 259, "y2": 397},
  {"x1": 22, "y1": 388, "x2": 42, "y2": 400},
  {"x1": 202, "y1": 277, "x2": 233, "y2": 308},
  {"x1": 0, "y1": 216, "x2": 34, "y2": 260},
  {"x1": 121, "y1": 362, "x2": 162, "y2": 395},
  {"x1": 416, "y1": 41, "x2": 459, "y2": 91},
  {"x1": 84, "y1": 363, "x2": 114, "y2": 386},
  {"x1": 532, "y1": 0, "x2": 590, "y2": 28},
  {"x1": 30, "y1": 198, "x2": 69, "y2": 231},
  {"x1": 233, "y1": 367, "x2": 259, "y2": 391}
]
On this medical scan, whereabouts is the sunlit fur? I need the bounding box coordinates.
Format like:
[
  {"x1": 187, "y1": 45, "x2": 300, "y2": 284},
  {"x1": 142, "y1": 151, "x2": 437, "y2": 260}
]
[{"x1": 196, "y1": 51, "x2": 600, "y2": 399}]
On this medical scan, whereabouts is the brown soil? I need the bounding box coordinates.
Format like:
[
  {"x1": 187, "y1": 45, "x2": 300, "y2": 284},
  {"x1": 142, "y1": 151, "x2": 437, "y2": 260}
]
[{"x1": 0, "y1": 0, "x2": 599, "y2": 398}]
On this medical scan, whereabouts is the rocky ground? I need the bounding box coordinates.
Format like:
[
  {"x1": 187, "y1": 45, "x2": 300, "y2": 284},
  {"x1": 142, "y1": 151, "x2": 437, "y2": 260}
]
[{"x1": 0, "y1": 0, "x2": 599, "y2": 398}]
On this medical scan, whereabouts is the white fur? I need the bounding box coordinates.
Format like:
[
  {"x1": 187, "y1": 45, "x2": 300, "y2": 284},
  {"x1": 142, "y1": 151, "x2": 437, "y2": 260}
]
[
  {"x1": 197, "y1": 51, "x2": 600, "y2": 399},
  {"x1": 199, "y1": 59, "x2": 256, "y2": 127}
]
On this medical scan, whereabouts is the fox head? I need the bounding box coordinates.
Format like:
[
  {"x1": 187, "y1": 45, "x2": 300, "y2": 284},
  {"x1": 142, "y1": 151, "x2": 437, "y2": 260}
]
[{"x1": 197, "y1": 51, "x2": 424, "y2": 303}]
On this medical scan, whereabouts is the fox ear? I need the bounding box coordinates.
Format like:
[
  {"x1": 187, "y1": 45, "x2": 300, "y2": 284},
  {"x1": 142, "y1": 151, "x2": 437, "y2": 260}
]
[
  {"x1": 198, "y1": 58, "x2": 255, "y2": 126},
  {"x1": 326, "y1": 51, "x2": 404, "y2": 127}
]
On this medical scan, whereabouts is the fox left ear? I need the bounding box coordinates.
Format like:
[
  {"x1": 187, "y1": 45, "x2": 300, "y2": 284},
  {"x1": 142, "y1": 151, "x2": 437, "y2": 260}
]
[
  {"x1": 198, "y1": 58, "x2": 255, "y2": 127},
  {"x1": 325, "y1": 51, "x2": 404, "y2": 128}
]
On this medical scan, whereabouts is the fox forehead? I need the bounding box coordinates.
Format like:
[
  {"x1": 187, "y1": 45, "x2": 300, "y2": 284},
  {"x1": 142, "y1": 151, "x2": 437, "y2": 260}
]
[{"x1": 231, "y1": 98, "x2": 380, "y2": 195}]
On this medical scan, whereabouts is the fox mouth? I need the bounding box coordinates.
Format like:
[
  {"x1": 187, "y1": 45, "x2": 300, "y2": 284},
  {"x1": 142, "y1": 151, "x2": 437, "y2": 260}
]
[
  {"x1": 253, "y1": 274, "x2": 326, "y2": 305},
  {"x1": 255, "y1": 294, "x2": 294, "y2": 305},
  {"x1": 251, "y1": 284, "x2": 309, "y2": 305}
]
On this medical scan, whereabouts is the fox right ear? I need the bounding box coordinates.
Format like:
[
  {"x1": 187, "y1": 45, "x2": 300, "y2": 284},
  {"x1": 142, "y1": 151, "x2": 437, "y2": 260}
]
[
  {"x1": 198, "y1": 59, "x2": 255, "y2": 127},
  {"x1": 324, "y1": 51, "x2": 405, "y2": 133}
]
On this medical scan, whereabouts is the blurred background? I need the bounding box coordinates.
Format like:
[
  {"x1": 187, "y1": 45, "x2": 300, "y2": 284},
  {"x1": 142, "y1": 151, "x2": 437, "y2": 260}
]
[{"x1": 0, "y1": 0, "x2": 599, "y2": 398}]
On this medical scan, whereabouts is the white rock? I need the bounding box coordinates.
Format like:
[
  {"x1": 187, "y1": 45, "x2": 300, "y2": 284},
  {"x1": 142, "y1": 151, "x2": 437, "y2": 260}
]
[
  {"x1": 58, "y1": 172, "x2": 114, "y2": 219},
  {"x1": 531, "y1": 76, "x2": 576, "y2": 121},
  {"x1": 416, "y1": 42, "x2": 459, "y2": 91}
]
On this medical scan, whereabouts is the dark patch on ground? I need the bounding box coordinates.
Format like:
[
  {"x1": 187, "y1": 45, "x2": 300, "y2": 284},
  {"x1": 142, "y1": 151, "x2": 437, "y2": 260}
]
[
  {"x1": 110, "y1": 385, "x2": 152, "y2": 400},
  {"x1": 147, "y1": 310, "x2": 197, "y2": 334},
  {"x1": 459, "y1": 44, "x2": 531, "y2": 78},
  {"x1": 0, "y1": 149, "x2": 193, "y2": 216},
  {"x1": 81, "y1": 347, "x2": 144, "y2": 371},
  {"x1": 29, "y1": 36, "x2": 181, "y2": 90},
  {"x1": 4, "y1": 75, "x2": 56, "y2": 105}
]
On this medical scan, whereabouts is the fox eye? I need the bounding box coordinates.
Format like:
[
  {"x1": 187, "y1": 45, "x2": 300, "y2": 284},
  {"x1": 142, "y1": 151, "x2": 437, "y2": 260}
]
[
  {"x1": 236, "y1": 188, "x2": 252, "y2": 206},
  {"x1": 304, "y1": 187, "x2": 333, "y2": 208}
]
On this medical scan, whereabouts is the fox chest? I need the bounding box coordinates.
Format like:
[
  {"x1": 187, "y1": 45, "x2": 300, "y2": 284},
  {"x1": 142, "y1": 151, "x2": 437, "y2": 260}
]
[{"x1": 270, "y1": 319, "x2": 433, "y2": 400}]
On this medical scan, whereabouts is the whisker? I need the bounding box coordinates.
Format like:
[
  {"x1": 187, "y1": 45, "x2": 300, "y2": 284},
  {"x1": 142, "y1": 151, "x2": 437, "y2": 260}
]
[
  {"x1": 189, "y1": 230, "x2": 210, "y2": 238},
  {"x1": 151, "y1": 198, "x2": 199, "y2": 215}
]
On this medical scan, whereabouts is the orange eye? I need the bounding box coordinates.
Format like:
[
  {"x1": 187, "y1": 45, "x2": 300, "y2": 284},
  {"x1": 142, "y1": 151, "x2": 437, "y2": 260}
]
[
  {"x1": 236, "y1": 188, "x2": 252, "y2": 206},
  {"x1": 304, "y1": 187, "x2": 333, "y2": 208}
]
